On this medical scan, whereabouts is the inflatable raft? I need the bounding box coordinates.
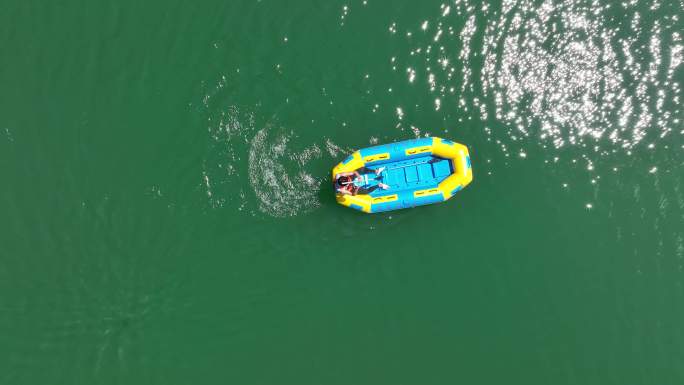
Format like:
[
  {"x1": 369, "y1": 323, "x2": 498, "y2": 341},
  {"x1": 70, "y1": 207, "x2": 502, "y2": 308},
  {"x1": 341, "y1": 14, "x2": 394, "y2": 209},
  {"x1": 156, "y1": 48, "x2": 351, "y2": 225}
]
[{"x1": 332, "y1": 137, "x2": 473, "y2": 213}]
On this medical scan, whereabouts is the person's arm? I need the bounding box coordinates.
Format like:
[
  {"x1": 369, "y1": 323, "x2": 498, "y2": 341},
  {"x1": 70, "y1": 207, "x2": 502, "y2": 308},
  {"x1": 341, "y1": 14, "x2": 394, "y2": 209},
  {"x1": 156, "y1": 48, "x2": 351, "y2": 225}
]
[{"x1": 337, "y1": 187, "x2": 352, "y2": 195}]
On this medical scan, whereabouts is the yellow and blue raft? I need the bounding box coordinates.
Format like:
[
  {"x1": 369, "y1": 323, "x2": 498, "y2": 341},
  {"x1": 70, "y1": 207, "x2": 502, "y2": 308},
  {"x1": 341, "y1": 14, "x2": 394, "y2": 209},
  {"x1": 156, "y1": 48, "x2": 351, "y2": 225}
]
[{"x1": 331, "y1": 137, "x2": 473, "y2": 213}]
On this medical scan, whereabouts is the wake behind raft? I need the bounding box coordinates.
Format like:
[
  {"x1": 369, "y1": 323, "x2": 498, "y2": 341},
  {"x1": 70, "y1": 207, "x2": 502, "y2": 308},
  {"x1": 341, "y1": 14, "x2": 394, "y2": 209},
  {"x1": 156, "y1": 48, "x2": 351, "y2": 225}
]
[{"x1": 332, "y1": 137, "x2": 472, "y2": 213}]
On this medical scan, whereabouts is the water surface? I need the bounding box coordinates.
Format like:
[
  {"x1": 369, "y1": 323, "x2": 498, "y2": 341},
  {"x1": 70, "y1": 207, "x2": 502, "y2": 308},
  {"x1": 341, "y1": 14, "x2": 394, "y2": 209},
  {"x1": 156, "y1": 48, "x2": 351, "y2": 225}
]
[{"x1": 1, "y1": 1, "x2": 682, "y2": 384}]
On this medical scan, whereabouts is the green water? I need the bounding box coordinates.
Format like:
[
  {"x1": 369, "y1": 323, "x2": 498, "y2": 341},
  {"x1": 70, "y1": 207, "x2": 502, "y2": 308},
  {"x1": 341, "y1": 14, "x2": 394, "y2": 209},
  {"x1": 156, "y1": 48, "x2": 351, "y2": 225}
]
[{"x1": 1, "y1": 1, "x2": 683, "y2": 384}]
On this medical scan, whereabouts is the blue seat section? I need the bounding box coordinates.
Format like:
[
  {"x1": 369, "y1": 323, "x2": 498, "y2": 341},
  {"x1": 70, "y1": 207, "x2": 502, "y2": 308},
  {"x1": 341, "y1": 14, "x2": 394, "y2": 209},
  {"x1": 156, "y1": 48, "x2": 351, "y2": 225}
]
[
  {"x1": 368, "y1": 155, "x2": 454, "y2": 198},
  {"x1": 359, "y1": 137, "x2": 434, "y2": 163},
  {"x1": 367, "y1": 154, "x2": 456, "y2": 211},
  {"x1": 417, "y1": 164, "x2": 433, "y2": 180},
  {"x1": 432, "y1": 159, "x2": 452, "y2": 177},
  {"x1": 385, "y1": 168, "x2": 404, "y2": 185},
  {"x1": 369, "y1": 155, "x2": 430, "y2": 195},
  {"x1": 405, "y1": 167, "x2": 418, "y2": 182}
]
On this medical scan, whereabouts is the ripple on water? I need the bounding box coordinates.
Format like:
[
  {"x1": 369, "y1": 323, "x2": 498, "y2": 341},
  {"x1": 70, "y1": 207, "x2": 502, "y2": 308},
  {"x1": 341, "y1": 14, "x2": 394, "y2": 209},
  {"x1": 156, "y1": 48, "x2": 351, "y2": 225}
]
[
  {"x1": 247, "y1": 127, "x2": 322, "y2": 218},
  {"x1": 200, "y1": 81, "x2": 353, "y2": 217}
]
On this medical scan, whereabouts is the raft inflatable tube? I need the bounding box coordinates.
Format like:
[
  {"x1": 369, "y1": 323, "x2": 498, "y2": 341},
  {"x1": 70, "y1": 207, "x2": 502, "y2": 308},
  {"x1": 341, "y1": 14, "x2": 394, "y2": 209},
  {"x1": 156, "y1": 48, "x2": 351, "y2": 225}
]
[{"x1": 332, "y1": 137, "x2": 473, "y2": 213}]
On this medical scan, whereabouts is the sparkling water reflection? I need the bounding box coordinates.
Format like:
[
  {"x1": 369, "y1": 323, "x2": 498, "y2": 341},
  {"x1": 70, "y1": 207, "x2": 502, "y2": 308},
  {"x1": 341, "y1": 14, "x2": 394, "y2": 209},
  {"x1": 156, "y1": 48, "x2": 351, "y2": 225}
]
[{"x1": 390, "y1": 0, "x2": 681, "y2": 161}]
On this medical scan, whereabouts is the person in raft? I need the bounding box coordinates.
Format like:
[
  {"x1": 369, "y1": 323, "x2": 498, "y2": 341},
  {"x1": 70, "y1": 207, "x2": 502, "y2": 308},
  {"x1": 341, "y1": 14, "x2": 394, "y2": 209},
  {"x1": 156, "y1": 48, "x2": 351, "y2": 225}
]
[{"x1": 335, "y1": 167, "x2": 389, "y2": 196}]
